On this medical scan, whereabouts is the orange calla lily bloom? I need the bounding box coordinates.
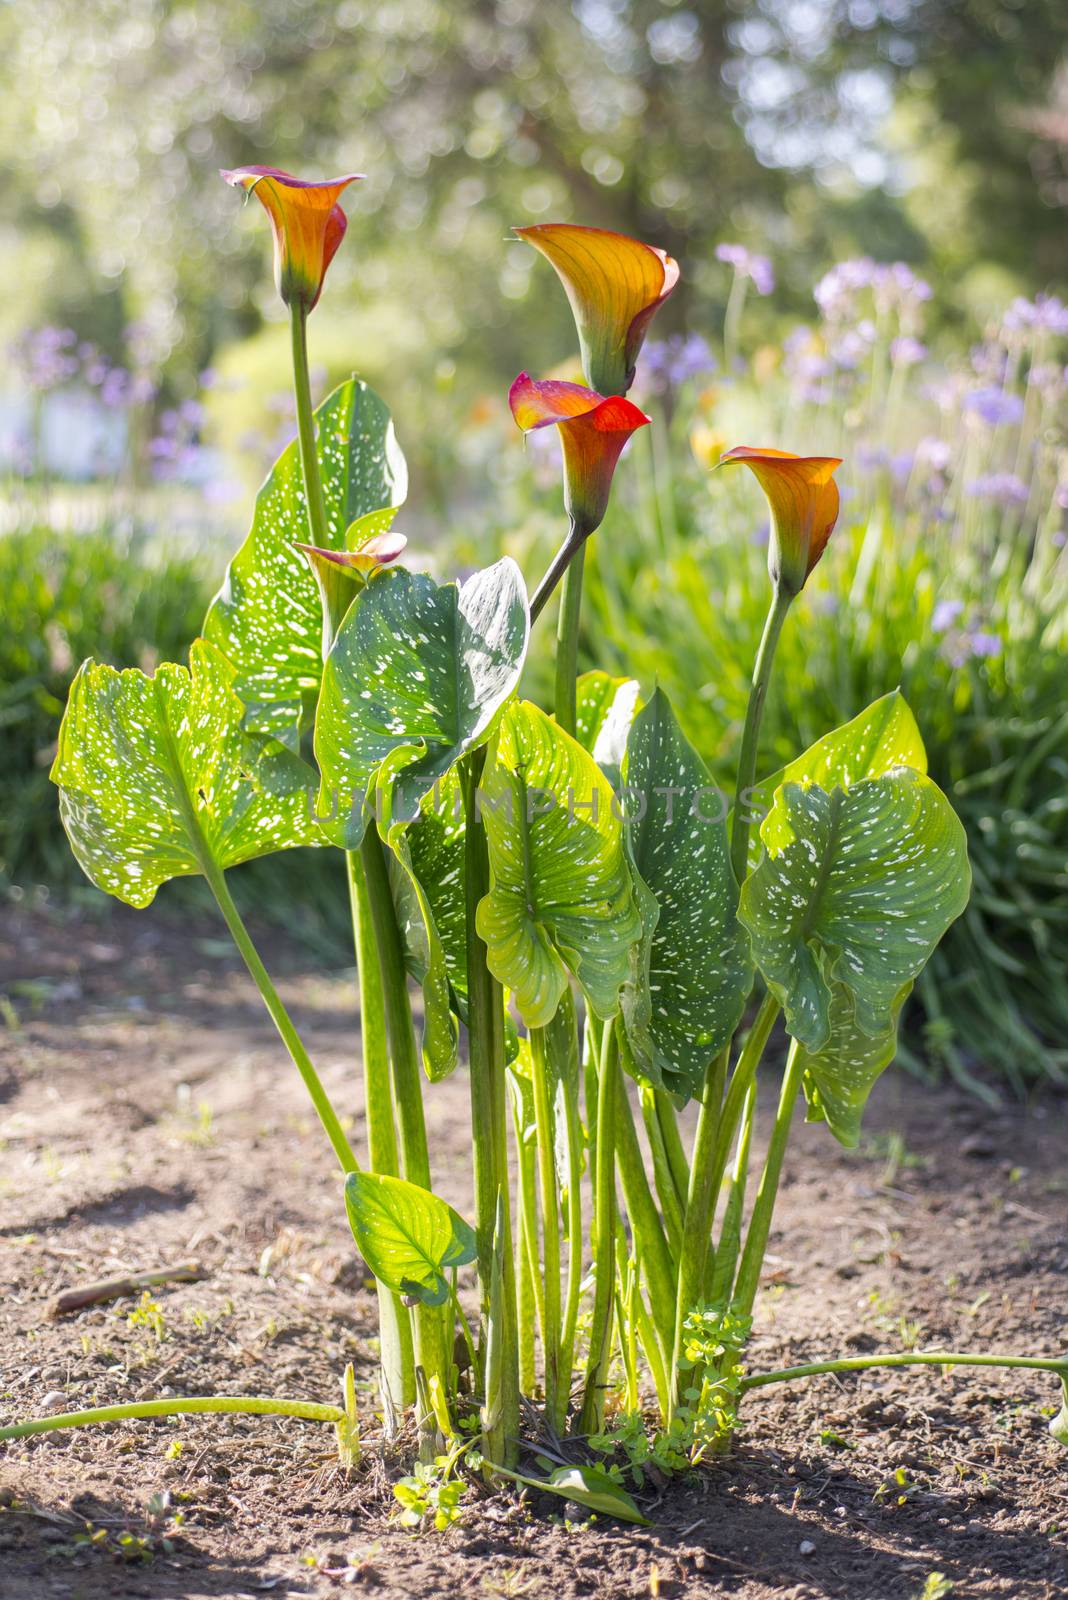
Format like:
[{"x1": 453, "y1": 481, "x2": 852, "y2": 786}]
[
  {"x1": 509, "y1": 373, "x2": 650, "y2": 538},
  {"x1": 716, "y1": 446, "x2": 843, "y2": 596},
  {"x1": 221, "y1": 166, "x2": 363, "y2": 311},
  {"x1": 515, "y1": 224, "x2": 679, "y2": 397},
  {"x1": 297, "y1": 530, "x2": 407, "y2": 655}
]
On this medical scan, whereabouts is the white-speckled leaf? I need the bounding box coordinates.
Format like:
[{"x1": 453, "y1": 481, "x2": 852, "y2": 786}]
[
  {"x1": 50, "y1": 641, "x2": 321, "y2": 908},
  {"x1": 742, "y1": 691, "x2": 927, "y2": 863},
  {"x1": 739, "y1": 770, "x2": 970, "y2": 1052},
  {"x1": 203, "y1": 380, "x2": 408, "y2": 750},
  {"x1": 797, "y1": 966, "x2": 913, "y2": 1147},
  {"x1": 313, "y1": 560, "x2": 529, "y2": 849},
  {"x1": 475, "y1": 701, "x2": 643, "y2": 1028},
  {"x1": 621, "y1": 689, "x2": 752, "y2": 1101},
  {"x1": 574, "y1": 670, "x2": 641, "y2": 782},
  {"x1": 344, "y1": 1171, "x2": 476, "y2": 1308}
]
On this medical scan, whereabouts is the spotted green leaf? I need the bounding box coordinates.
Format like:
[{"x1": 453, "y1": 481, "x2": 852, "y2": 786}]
[
  {"x1": 203, "y1": 379, "x2": 408, "y2": 751},
  {"x1": 798, "y1": 965, "x2": 913, "y2": 1147},
  {"x1": 50, "y1": 641, "x2": 321, "y2": 908},
  {"x1": 740, "y1": 770, "x2": 970, "y2": 1053},
  {"x1": 742, "y1": 691, "x2": 927, "y2": 861},
  {"x1": 344, "y1": 1171, "x2": 476, "y2": 1309},
  {"x1": 476, "y1": 701, "x2": 643, "y2": 1028},
  {"x1": 620, "y1": 689, "x2": 752, "y2": 1101},
  {"x1": 313, "y1": 560, "x2": 529, "y2": 849}
]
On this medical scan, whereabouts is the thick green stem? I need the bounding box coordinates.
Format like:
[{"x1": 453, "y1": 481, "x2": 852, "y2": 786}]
[
  {"x1": 290, "y1": 302, "x2": 330, "y2": 547},
  {"x1": 653, "y1": 1089, "x2": 690, "y2": 1216},
  {"x1": 0, "y1": 1396, "x2": 345, "y2": 1442},
  {"x1": 558, "y1": 1032, "x2": 585, "y2": 1412},
  {"x1": 578, "y1": 1021, "x2": 619, "y2": 1434},
  {"x1": 669, "y1": 1045, "x2": 728, "y2": 1410},
  {"x1": 704, "y1": 992, "x2": 780, "y2": 1251},
  {"x1": 462, "y1": 751, "x2": 519, "y2": 1465},
  {"x1": 346, "y1": 851, "x2": 415, "y2": 1411},
  {"x1": 554, "y1": 537, "x2": 585, "y2": 736},
  {"x1": 639, "y1": 1087, "x2": 684, "y2": 1258},
  {"x1": 529, "y1": 520, "x2": 583, "y2": 626},
  {"x1": 741, "y1": 1352, "x2": 1068, "y2": 1393},
  {"x1": 734, "y1": 1040, "x2": 805, "y2": 1318},
  {"x1": 615, "y1": 1081, "x2": 676, "y2": 1363},
  {"x1": 529, "y1": 1027, "x2": 563, "y2": 1423},
  {"x1": 729, "y1": 584, "x2": 794, "y2": 886}
]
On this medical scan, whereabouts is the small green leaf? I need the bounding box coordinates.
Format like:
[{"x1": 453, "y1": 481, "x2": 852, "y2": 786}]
[
  {"x1": 621, "y1": 689, "x2": 752, "y2": 1100},
  {"x1": 344, "y1": 1171, "x2": 476, "y2": 1308},
  {"x1": 203, "y1": 379, "x2": 407, "y2": 751},
  {"x1": 797, "y1": 969, "x2": 913, "y2": 1147},
  {"x1": 574, "y1": 671, "x2": 641, "y2": 781},
  {"x1": 1051, "y1": 1371, "x2": 1068, "y2": 1447},
  {"x1": 518, "y1": 1464, "x2": 650, "y2": 1525},
  {"x1": 314, "y1": 560, "x2": 529, "y2": 848},
  {"x1": 740, "y1": 770, "x2": 970, "y2": 1053},
  {"x1": 50, "y1": 641, "x2": 321, "y2": 907},
  {"x1": 476, "y1": 701, "x2": 643, "y2": 1028},
  {"x1": 743, "y1": 691, "x2": 927, "y2": 861}
]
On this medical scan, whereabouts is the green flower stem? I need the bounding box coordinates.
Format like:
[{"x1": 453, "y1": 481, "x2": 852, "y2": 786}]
[
  {"x1": 653, "y1": 1088, "x2": 691, "y2": 1217},
  {"x1": 512, "y1": 1094, "x2": 540, "y2": 1396},
  {"x1": 578, "y1": 1020, "x2": 620, "y2": 1435},
  {"x1": 702, "y1": 991, "x2": 781, "y2": 1278},
  {"x1": 462, "y1": 750, "x2": 519, "y2": 1466},
  {"x1": 708, "y1": 1080, "x2": 756, "y2": 1306},
  {"x1": 529, "y1": 518, "x2": 583, "y2": 626},
  {"x1": 553, "y1": 540, "x2": 586, "y2": 736},
  {"x1": 639, "y1": 1087, "x2": 684, "y2": 1258},
  {"x1": 669, "y1": 1044, "x2": 728, "y2": 1414},
  {"x1": 557, "y1": 1056, "x2": 585, "y2": 1410},
  {"x1": 614, "y1": 1080, "x2": 676, "y2": 1363},
  {"x1": 529, "y1": 1026, "x2": 563, "y2": 1425},
  {"x1": 290, "y1": 302, "x2": 330, "y2": 547},
  {"x1": 733, "y1": 1040, "x2": 805, "y2": 1318},
  {"x1": 740, "y1": 1352, "x2": 1068, "y2": 1394},
  {"x1": 199, "y1": 852, "x2": 358, "y2": 1176},
  {"x1": 0, "y1": 1395, "x2": 345, "y2": 1443},
  {"x1": 346, "y1": 850, "x2": 415, "y2": 1412},
  {"x1": 729, "y1": 583, "x2": 794, "y2": 886}
]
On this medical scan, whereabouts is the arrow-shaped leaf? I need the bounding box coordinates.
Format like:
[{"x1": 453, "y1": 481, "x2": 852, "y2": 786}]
[
  {"x1": 313, "y1": 559, "x2": 529, "y2": 848},
  {"x1": 797, "y1": 966, "x2": 913, "y2": 1147},
  {"x1": 476, "y1": 701, "x2": 643, "y2": 1028},
  {"x1": 51, "y1": 640, "x2": 321, "y2": 907},
  {"x1": 344, "y1": 1171, "x2": 476, "y2": 1308},
  {"x1": 739, "y1": 769, "x2": 970, "y2": 1053}
]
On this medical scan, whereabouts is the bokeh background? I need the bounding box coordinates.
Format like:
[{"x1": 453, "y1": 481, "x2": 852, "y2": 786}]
[{"x1": 2, "y1": 0, "x2": 1067, "y2": 1089}]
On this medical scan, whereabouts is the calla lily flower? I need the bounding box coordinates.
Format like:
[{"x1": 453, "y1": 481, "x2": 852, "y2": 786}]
[
  {"x1": 515, "y1": 224, "x2": 679, "y2": 397},
  {"x1": 221, "y1": 166, "x2": 363, "y2": 311},
  {"x1": 509, "y1": 373, "x2": 650, "y2": 538},
  {"x1": 716, "y1": 446, "x2": 843, "y2": 596},
  {"x1": 297, "y1": 527, "x2": 407, "y2": 656}
]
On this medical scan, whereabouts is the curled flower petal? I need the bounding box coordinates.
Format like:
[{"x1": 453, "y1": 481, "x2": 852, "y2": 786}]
[
  {"x1": 296, "y1": 524, "x2": 406, "y2": 656},
  {"x1": 717, "y1": 446, "x2": 842, "y2": 596},
  {"x1": 515, "y1": 224, "x2": 679, "y2": 397},
  {"x1": 222, "y1": 166, "x2": 363, "y2": 312},
  {"x1": 509, "y1": 372, "x2": 650, "y2": 537}
]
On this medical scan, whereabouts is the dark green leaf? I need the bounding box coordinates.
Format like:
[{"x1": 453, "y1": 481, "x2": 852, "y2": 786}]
[
  {"x1": 344, "y1": 1171, "x2": 476, "y2": 1308},
  {"x1": 798, "y1": 969, "x2": 913, "y2": 1147}
]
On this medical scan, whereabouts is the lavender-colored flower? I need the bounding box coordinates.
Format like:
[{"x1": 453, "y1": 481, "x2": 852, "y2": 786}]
[
  {"x1": 916, "y1": 437, "x2": 952, "y2": 473},
  {"x1": 931, "y1": 599, "x2": 965, "y2": 633},
  {"x1": 815, "y1": 258, "x2": 930, "y2": 325},
  {"x1": 639, "y1": 333, "x2": 717, "y2": 393},
  {"x1": 963, "y1": 387, "x2": 1025, "y2": 427},
  {"x1": 716, "y1": 243, "x2": 775, "y2": 295},
  {"x1": 965, "y1": 473, "x2": 1029, "y2": 506},
  {"x1": 1003, "y1": 294, "x2": 1068, "y2": 336},
  {"x1": 891, "y1": 337, "x2": 927, "y2": 367}
]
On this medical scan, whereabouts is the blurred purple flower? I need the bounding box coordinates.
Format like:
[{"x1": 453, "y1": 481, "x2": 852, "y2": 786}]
[
  {"x1": 891, "y1": 337, "x2": 927, "y2": 367},
  {"x1": 716, "y1": 243, "x2": 774, "y2": 295},
  {"x1": 963, "y1": 387, "x2": 1025, "y2": 427},
  {"x1": 931, "y1": 599, "x2": 964, "y2": 633},
  {"x1": 815, "y1": 259, "x2": 930, "y2": 324},
  {"x1": 965, "y1": 473, "x2": 1029, "y2": 506},
  {"x1": 916, "y1": 437, "x2": 952, "y2": 473},
  {"x1": 1003, "y1": 294, "x2": 1068, "y2": 336},
  {"x1": 639, "y1": 333, "x2": 717, "y2": 394}
]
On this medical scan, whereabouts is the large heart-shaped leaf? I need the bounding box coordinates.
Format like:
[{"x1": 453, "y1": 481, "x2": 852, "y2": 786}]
[
  {"x1": 621, "y1": 690, "x2": 752, "y2": 1100},
  {"x1": 344, "y1": 1171, "x2": 476, "y2": 1308},
  {"x1": 797, "y1": 965, "x2": 913, "y2": 1147},
  {"x1": 203, "y1": 379, "x2": 408, "y2": 751},
  {"x1": 313, "y1": 560, "x2": 529, "y2": 849},
  {"x1": 476, "y1": 701, "x2": 643, "y2": 1028},
  {"x1": 739, "y1": 769, "x2": 970, "y2": 1053},
  {"x1": 51, "y1": 641, "x2": 321, "y2": 907},
  {"x1": 743, "y1": 691, "x2": 927, "y2": 861}
]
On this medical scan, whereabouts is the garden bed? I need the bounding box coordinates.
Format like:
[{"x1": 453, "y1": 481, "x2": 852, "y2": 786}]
[{"x1": 1, "y1": 901, "x2": 1065, "y2": 1600}]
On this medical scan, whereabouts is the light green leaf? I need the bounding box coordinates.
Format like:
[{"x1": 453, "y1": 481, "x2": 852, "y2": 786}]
[
  {"x1": 50, "y1": 640, "x2": 321, "y2": 908},
  {"x1": 743, "y1": 691, "x2": 927, "y2": 861},
  {"x1": 798, "y1": 968, "x2": 913, "y2": 1147},
  {"x1": 513, "y1": 1464, "x2": 650, "y2": 1525},
  {"x1": 476, "y1": 701, "x2": 643, "y2": 1028},
  {"x1": 740, "y1": 769, "x2": 970, "y2": 1052},
  {"x1": 343, "y1": 1171, "x2": 476, "y2": 1308},
  {"x1": 621, "y1": 689, "x2": 752, "y2": 1100},
  {"x1": 574, "y1": 670, "x2": 641, "y2": 780},
  {"x1": 203, "y1": 379, "x2": 408, "y2": 751},
  {"x1": 313, "y1": 559, "x2": 529, "y2": 849},
  {"x1": 1050, "y1": 1372, "x2": 1068, "y2": 1447}
]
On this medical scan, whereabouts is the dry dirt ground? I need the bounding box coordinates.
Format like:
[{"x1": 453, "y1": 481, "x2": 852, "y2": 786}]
[{"x1": 1, "y1": 900, "x2": 1066, "y2": 1600}]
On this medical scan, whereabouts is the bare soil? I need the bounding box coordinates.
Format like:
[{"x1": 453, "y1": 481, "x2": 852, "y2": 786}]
[{"x1": 1, "y1": 900, "x2": 1066, "y2": 1600}]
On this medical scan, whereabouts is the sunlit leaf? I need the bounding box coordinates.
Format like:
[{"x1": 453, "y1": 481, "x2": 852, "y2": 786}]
[
  {"x1": 740, "y1": 769, "x2": 970, "y2": 1053},
  {"x1": 798, "y1": 967, "x2": 913, "y2": 1147},
  {"x1": 476, "y1": 701, "x2": 643, "y2": 1027},
  {"x1": 344, "y1": 1170, "x2": 476, "y2": 1308},
  {"x1": 621, "y1": 689, "x2": 752, "y2": 1100},
  {"x1": 514, "y1": 1463, "x2": 650, "y2": 1525},
  {"x1": 1050, "y1": 1371, "x2": 1068, "y2": 1447},
  {"x1": 50, "y1": 640, "x2": 320, "y2": 907},
  {"x1": 203, "y1": 379, "x2": 407, "y2": 751},
  {"x1": 574, "y1": 669, "x2": 641, "y2": 781},
  {"x1": 313, "y1": 559, "x2": 529, "y2": 849}
]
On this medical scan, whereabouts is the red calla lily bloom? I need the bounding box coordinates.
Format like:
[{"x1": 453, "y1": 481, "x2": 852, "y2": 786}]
[
  {"x1": 221, "y1": 166, "x2": 363, "y2": 311},
  {"x1": 515, "y1": 224, "x2": 679, "y2": 397},
  {"x1": 509, "y1": 373, "x2": 650, "y2": 538},
  {"x1": 717, "y1": 446, "x2": 843, "y2": 596},
  {"x1": 297, "y1": 530, "x2": 407, "y2": 655}
]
